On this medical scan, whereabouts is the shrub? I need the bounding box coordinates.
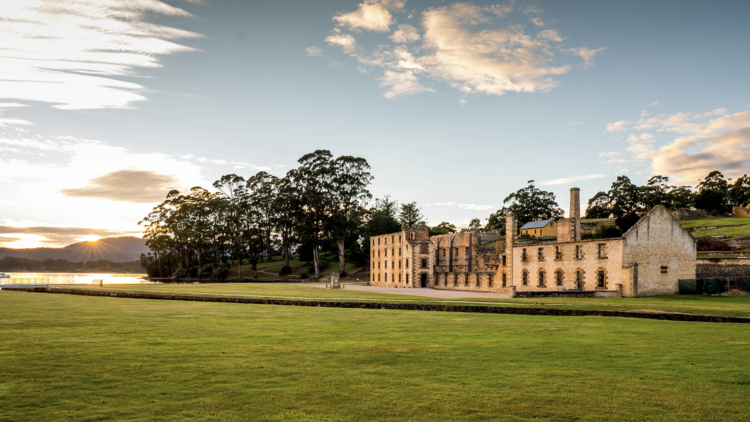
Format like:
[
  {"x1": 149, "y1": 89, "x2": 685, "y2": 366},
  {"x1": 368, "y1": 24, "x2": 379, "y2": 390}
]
[
  {"x1": 215, "y1": 264, "x2": 229, "y2": 280},
  {"x1": 615, "y1": 212, "x2": 641, "y2": 233},
  {"x1": 299, "y1": 272, "x2": 308, "y2": 279},
  {"x1": 172, "y1": 267, "x2": 188, "y2": 279},
  {"x1": 188, "y1": 266, "x2": 199, "y2": 278},
  {"x1": 696, "y1": 237, "x2": 730, "y2": 251},
  {"x1": 592, "y1": 224, "x2": 623, "y2": 239},
  {"x1": 198, "y1": 264, "x2": 214, "y2": 279},
  {"x1": 278, "y1": 265, "x2": 292, "y2": 277}
]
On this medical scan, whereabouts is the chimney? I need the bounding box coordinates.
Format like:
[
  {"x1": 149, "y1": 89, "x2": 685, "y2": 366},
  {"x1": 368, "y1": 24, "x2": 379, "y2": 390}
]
[
  {"x1": 570, "y1": 188, "x2": 581, "y2": 241},
  {"x1": 505, "y1": 213, "x2": 517, "y2": 251}
]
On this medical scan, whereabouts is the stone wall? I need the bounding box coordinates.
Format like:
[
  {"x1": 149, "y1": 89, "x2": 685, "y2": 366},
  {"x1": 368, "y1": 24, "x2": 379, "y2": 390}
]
[
  {"x1": 622, "y1": 205, "x2": 696, "y2": 296},
  {"x1": 697, "y1": 258, "x2": 750, "y2": 278},
  {"x1": 370, "y1": 227, "x2": 430, "y2": 288}
]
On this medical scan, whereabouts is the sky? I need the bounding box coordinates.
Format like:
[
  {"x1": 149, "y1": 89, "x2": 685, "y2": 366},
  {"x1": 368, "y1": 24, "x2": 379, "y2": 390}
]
[{"x1": 1, "y1": 0, "x2": 750, "y2": 248}]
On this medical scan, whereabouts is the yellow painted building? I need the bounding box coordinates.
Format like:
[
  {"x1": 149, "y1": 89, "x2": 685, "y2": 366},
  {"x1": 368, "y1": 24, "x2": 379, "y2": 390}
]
[
  {"x1": 733, "y1": 204, "x2": 750, "y2": 218},
  {"x1": 519, "y1": 219, "x2": 557, "y2": 237}
]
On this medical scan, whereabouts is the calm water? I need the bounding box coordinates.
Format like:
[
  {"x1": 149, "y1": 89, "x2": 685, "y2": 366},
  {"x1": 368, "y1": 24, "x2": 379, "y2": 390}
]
[{"x1": 0, "y1": 273, "x2": 151, "y2": 285}]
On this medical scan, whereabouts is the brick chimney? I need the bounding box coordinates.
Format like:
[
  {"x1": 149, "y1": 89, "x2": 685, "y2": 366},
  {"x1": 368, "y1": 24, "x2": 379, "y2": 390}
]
[{"x1": 570, "y1": 187, "x2": 581, "y2": 241}]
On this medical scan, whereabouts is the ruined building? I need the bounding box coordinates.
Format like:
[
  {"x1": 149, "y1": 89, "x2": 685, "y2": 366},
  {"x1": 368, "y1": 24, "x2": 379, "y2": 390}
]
[{"x1": 369, "y1": 188, "x2": 696, "y2": 297}]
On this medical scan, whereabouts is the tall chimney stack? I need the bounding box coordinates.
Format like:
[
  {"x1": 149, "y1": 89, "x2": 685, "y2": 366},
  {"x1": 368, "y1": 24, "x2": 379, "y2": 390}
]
[{"x1": 570, "y1": 188, "x2": 581, "y2": 241}]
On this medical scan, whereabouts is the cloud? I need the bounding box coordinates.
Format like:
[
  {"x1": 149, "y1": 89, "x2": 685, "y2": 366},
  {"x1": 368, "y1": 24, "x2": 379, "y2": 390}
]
[
  {"x1": 605, "y1": 120, "x2": 631, "y2": 132},
  {"x1": 0, "y1": 0, "x2": 202, "y2": 110},
  {"x1": 0, "y1": 117, "x2": 33, "y2": 128},
  {"x1": 303, "y1": 46, "x2": 325, "y2": 56},
  {"x1": 537, "y1": 29, "x2": 561, "y2": 42},
  {"x1": 523, "y1": 5, "x2": 543, "y2": 15},
  {"x1": 568, "y1": 121, "x2": 582, "y2": 126},
  {"x1": 333, "y1": 0, "x2": 404, "y2": 33},
  {"x1": 651, "y1": 102, "x2": 659, "y2": 106},
  {"x1": 640, "y1": 110, "x2": 649, "y2": 117},
  {"x1": 459, "y1": 99, "x2": 467, "y2": 106},
  {"x1": 458, "y1": 203, "x2": 495, "y2": 211},
  {"x1": 325, "y1": 1, "x2": 600, "y2": 99},
  {"x1": 538, "y1": 174, "x2": 607, "y2": 185},
  {"x1": 598, "y1": 152, "x2": 620, "y2": 157},
  {"x1": 59, "y1": 169, "x2": 180, "y2": 203},
  {"x1": 530, "y1": 17, "x2": 545, "y2": 26},
  {"x1": 378, "y1": 70, "x2": 434, "y2": 99},
  {"x1": 607, "y1": 108, "x2": 750, "y2": 184},
  {"x1": 325, "y1": 33, "x2": 359, "y2": 55},
  {"x1": 564, "y1": 47, "x2": 607, "y2": 67},
  {"x1": 0, "y1": 225, "x2": 137, "y2": 237},
  {"x1": 424, "y1": 202, "x2": 457, "y2": 207},
  {"x1": 604, "y1": 159, "x2": 628, "y2": 164},
  {"x1": 390, "y1": 24, "x2": 420, "y2": 43}
]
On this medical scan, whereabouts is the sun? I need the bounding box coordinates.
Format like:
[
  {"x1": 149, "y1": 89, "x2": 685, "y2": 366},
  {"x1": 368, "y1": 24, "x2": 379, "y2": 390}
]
[{"x1": 80, "y1": 235, "x2": 102, "y2": 242}]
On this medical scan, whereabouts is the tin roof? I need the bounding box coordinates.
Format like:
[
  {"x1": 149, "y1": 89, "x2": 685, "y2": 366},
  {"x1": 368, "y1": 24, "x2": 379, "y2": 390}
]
[{"x1": 519, "y1": 219, "x2": 553, "y2": 230}]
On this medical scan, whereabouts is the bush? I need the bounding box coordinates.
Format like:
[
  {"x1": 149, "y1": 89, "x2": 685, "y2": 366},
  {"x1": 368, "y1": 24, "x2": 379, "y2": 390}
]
[
  {"x1": 615, "y1": 212, "x2": 641, "y2": 233},
  {"x1": 592, "y1": 224, "x2": 623, "y2": 239},
  {"x1": 278, "y1": 265, "x2": 292, "y2": 277},
  {"x1": 696, "y1": 237, "x2": 730, "y2": 251},
  {"x1": 198, "y1": 264, "x2": 214, "y2": 279},
  {"x1": 215, "y1": 264, "x2": 229, "y2": 280},
  {"x1": 299, "y1": 272, "x2": 308, "y2": 279},
  {"x1": 172, "y1": 267, "x2": 188, "y2": 279},
  {"x1": 188, "y1": 266, "x2": 199, "y2": 278}
]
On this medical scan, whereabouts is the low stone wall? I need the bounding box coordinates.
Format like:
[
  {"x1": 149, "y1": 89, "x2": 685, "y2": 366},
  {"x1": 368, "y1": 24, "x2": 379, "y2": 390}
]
[
  {"x1": 3, "y1": 287, "x2": 748, "y2": 324},
  {"x1": 697, "y1": 258, "x2": 750, "y2": 278},
  {"x1": 515, "y1": 290, "x2": 620, "y2": 298},
  {"x1": 147, "y1": 278, "x2": 319, "y2": 284}
]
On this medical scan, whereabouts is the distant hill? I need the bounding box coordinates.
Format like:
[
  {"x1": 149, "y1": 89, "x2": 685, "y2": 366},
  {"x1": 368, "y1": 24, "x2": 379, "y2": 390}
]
[{"x1": 0, "y1": 237, "x2": 150, "y2": 262}]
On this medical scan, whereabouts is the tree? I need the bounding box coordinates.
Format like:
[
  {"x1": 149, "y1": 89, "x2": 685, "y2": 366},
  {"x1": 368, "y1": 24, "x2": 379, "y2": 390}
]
[
  {"x1": 484, "y1": 212, "x2": 505, "y2": 232},
  {"x1": 373, "y1": 196, "x2": 399, "y2": 219},
  {"x1": 468, "y1": 218, "x2": 481, "y2": 229},
  {"x1": 213, "y1": 174, "x2": 250, "y2": 279},
  {"x1": 693, "y1": 171, "x2": 730, "y2": 214},
  {"x1": 728, "y1": 174, "x2": 750, "y2": 207},
  {"x1": 399, "y1": 202, "x2": 426, "y2": 227},
  {"x1": 329, "y1": 155, "x2": 373, "y2": 276},
  {"x1": 286, "y1": 150, "x2": 335, "y2": 279},
  {"x1": 274, "y1": 176, "x2": 299, "y2": 267},
  {"x1": 246, "y1": 171, "x2": 279, "y2": 262},
  {"x1": 500, "y1": 180, "x2": 563, "y2": 226},
  {"x1": 584, "y1": 191, "x2": 612, "y2": 219}
]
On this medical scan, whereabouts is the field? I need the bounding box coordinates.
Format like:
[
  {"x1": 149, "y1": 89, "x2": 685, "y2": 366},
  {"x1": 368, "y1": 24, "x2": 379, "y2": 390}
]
[
  {"x1": 232, "y1": 257, "x2": 364, "y2": 280},
  {"x1": 681, "y1": 216, "x2": 750, "y2": 240},
  {"x1": 2, "y1": 289, "x2": 750, "y2": 421}
]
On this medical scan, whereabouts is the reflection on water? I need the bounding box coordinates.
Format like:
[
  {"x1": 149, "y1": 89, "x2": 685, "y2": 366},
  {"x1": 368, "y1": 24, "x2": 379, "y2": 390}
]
[{"x1": 1, "y1": 273, "x2": 151, "y2": 285}]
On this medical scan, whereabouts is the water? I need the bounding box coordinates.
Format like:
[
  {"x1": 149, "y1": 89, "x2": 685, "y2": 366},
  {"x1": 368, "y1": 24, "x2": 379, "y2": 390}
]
[{"x1": 0, "y1": 273, "x2": 151, "y2": 285}]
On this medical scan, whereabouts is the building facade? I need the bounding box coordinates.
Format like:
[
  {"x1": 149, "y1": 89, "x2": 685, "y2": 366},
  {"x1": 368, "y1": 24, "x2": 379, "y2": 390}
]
[{"x1": 370, "y1": 188, "x2": 696, "y2": 297}]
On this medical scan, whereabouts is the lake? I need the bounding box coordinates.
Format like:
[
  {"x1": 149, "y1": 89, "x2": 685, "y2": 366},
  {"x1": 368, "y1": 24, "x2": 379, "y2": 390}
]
[{"x1": 0, "y1": 273, "x2": 151, "y2": 285}]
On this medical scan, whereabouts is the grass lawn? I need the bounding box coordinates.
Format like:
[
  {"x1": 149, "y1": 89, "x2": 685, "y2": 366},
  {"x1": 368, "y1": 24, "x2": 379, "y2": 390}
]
[
  {"x1": 232, "y1": 257, "x2": 363, "y2": 280},
  {"x1": 60, "y1": 282, "x2": 750, "y2": 318},
  {"x1": 1, "y1": 291, "x2": 750, "y2": 421}
]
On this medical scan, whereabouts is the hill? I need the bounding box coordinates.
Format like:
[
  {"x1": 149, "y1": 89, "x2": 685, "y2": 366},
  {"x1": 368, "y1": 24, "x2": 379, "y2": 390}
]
[{"x1": 0, "y1": 236, "x2": 149, "y2": 263}]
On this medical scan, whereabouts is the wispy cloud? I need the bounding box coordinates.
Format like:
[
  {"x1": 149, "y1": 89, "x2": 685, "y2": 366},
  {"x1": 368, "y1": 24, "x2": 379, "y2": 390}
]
[
  {"x1": 563, "y1": 47, "x2": 607, "y2": 67},
  {"x1": 651, "y1": 101, "x2": 659, "y2": 106},
  {"x1": 568, "y1": 121, "x2": 583, "y2": 126},
  {"x1": 604, "y1": 120, "x2": 631, "y2": 133},
  {"x1": 458, "y1": 203, "x2": 495, "y2": 211},
  {"x1": 303, "y1": 46, "x2": 325, "y2": 56},
  {"x1": 325, "y1": 1, "x2": 603, "y2": 99},
  {"x1": 0, "y1": 0, "x2": 202, "y2": 110},
  {"x1": 538, "y1": 174, "x2": 607, "y2": 186}
]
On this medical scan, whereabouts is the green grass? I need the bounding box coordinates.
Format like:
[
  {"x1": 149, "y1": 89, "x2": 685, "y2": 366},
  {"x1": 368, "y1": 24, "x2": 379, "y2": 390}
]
[
  {"x1": 71, "y1": 283, "x2": 750, "y2": 318},
  {"x1": 2, "y1": 291, "x2": 750, "y2": 421},
  {"x1": 680, "y1": 217, "x2": 750, "y2": 239},
  {"x1": 231, "y1": 257, "x2": 363, "y2": 280}
]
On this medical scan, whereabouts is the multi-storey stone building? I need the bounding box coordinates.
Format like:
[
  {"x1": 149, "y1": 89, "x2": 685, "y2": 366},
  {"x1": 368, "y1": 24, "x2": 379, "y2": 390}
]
[{"x1": 370, "y1": 188, "x2": 696, "y2": 297}]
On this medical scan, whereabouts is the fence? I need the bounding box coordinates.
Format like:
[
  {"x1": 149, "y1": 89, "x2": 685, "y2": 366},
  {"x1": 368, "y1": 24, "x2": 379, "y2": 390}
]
[
  {"x1": 678, "y1": 277, "x2": 750, "y2": 294},
  {"x1": 0, "y1": 278, "x2": 50, "y2": 285}
]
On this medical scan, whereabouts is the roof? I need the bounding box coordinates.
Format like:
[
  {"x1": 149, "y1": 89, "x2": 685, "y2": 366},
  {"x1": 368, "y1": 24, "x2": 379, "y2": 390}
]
[{"x1": 519, "y1": 219, "x2": 553, "y2": 230}]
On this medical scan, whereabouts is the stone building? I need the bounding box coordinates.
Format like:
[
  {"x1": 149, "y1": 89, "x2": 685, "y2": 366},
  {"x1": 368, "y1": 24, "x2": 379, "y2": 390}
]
[{"x1": 370, "y1": 188, "x2": 696, "y2": 297}]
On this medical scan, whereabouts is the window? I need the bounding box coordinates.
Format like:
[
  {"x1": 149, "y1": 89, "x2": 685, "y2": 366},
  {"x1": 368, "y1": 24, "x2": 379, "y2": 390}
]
[
  {"x1": 475, "y1": 276, "x2": 480, "y2": 288},
  {"x1": 522, "y1": 270, "x2": 528, "y2": 285},
  {"x1": 502, "y1": 273, "x2": 507, "y2": 287},
  {"x1": 442, "y1": 249, "x2": 446, "y2": 257},
  {"x1": 522, "y1": 249, "x2": 528, "y2": 262},
  {"x1": 661, "y1": 266, "x2": 668, "y2": 274},
  {"x1": 391, "y1": 261, "x2": 394, "y2": 269},
  {"x1": 399, "y1": 248, "x2": 402, "y2": 256},
  {"x1": 556, "y1": 269, "x2": 564, "y2": 286},
  {"x1": 420, "y1": 244, "x2": 428, "y2": 254},
  {"x1": 465, "y1": 247, "x2": 470, "y2": 255},
  {"x1": 384, "y1": 249, "x2": 387, "y2": 257},
  {"x1": 378, "y1": 238, "x2": 380, "y2": 245},
  {"x1": 399, "y1": 261, "x2": 402, "y2": 269},
  {"x1": 399, "y1": 274, "x2": 402, "y2": 282},
  {"x1": 538, "y1": 270, "x2": 545, "y2": 287},
  {"x1": 575, "y1": 245, "x2": 582, "y2": 260},
  {"x1": 464, "y1": 274, "x2": 469, "y2": 286},
  {"x1": 454, "y1": 247, "x2": 459, "y2": 256},
  {"x1": 576, "y1": 270, "x2": 584, "y2": 289},
  {"x1": 444, "y1": 273, "x2": 448, "y2": 286},
  {"x1": 551, "y1": 222, "x2": 554, "y2": 227},
  {"x1": 489, "y1": 273, "x2": 494, "y2": 287},
  {"x1": 538, "y1": 247, "x2": 544, "y2": 262},
  {"x1": 453, "y1": 274, "x2": 458, "y2": 286},
  {"x1": 502, "y1": 255, "x2": 507, "y2": 266},
  {"x1": 378, "y1": 262, "x2": 380, "y2": 269},
  {"x1": 406, "y1": 259, "x2": 409, "y2": 268},
  {"x1": 391, "y1": 235, "x2": 394, "y2": 243},
  {"x1": 406, "y1": 274, "x2": 409, "y2": 283},
  {"x1": 597, "y1": 270, "x2": 605, "y2": 288},
  {"x1": 598, "y1": 244, "x2": 607, "y2": 259},
  {"x1": 378, "y1": 274, "x2": 381, "y2": 281},
  {"x1": 385, "y1": 274, "x2": 388, "y2": 282},
  {"x1": 378, "y1": 250, "x2": 380, "y2": 257},
  {"x1": 420, "y1": 259, "x2": 427, "y2": 268},
  {"x1": 555, "y1": 246, "x2": 562, "y2": 261}
]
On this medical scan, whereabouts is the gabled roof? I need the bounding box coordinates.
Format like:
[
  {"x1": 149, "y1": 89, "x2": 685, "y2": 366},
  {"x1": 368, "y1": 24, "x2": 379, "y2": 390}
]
[{"x1": 519, "y1": 219, "x2": 553, "y2": 230}]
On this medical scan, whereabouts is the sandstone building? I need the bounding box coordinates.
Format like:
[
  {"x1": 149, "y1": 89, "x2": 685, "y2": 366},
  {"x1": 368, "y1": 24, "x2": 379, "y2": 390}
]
[{"x1": 370, "y1": 188, "x2": 696, "y2": 297}]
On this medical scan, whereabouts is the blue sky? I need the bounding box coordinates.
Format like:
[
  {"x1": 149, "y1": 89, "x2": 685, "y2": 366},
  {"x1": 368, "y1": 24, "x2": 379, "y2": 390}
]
[{"x1": 1, "y1": 0, "x2": 749, "y2": 247}]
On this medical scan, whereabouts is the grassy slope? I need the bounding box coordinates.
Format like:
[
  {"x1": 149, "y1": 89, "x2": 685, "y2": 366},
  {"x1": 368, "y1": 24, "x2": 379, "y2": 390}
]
[
  {"x1": 681, "y1": 217, "x2": 750, "y2": 239},
  {"x1": 69, "y1": 283, "x2": 750, "y2": 318},
  {"x1": 1, "y1": 292, "x2": 749, "y2": 422},
  {"x1": 231, "y1": 257, "x2": 362, "y2": 280}
]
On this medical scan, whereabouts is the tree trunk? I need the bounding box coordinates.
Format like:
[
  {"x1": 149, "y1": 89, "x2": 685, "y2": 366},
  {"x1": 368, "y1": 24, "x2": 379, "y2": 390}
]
[
  {"x1": 266, "y1": 229, "x2": 272, "y2": 262},
  {"x1": 237, "y1": 250, "x2": 242, "y2": 280},
  {"x1": 337, "y1": 238, "x2": 346, "y2": 276},
  {"x1": 283, "y1": 235, "x2": 290, "y2": 266},
  {"x1": 313, "y1": 244, "x2": 321, "y2": 279}
]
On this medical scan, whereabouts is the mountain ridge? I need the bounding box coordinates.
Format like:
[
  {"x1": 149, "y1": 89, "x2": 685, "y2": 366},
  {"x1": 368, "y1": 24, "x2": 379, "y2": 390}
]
[{"x1": 0, "y1": 236, "x2": 149, "y2": 262}]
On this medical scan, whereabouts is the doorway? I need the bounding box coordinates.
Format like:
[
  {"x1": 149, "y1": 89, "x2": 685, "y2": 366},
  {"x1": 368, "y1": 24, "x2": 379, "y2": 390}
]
[{"x1": 420, "y1": 273, "x2": 427, "y2": 288}]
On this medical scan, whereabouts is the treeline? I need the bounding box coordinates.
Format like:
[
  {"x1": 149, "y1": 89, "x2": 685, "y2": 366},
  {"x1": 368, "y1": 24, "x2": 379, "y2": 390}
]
[
  {"x1": 584, "y1": 171, "x2": 750, "y2": 218},
  {"x1": 139, "y1": 150, "x2": 429, "y2": 280},
  {"x1": 0, "y1": 257, "x2": 142, "y2": 273}
]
